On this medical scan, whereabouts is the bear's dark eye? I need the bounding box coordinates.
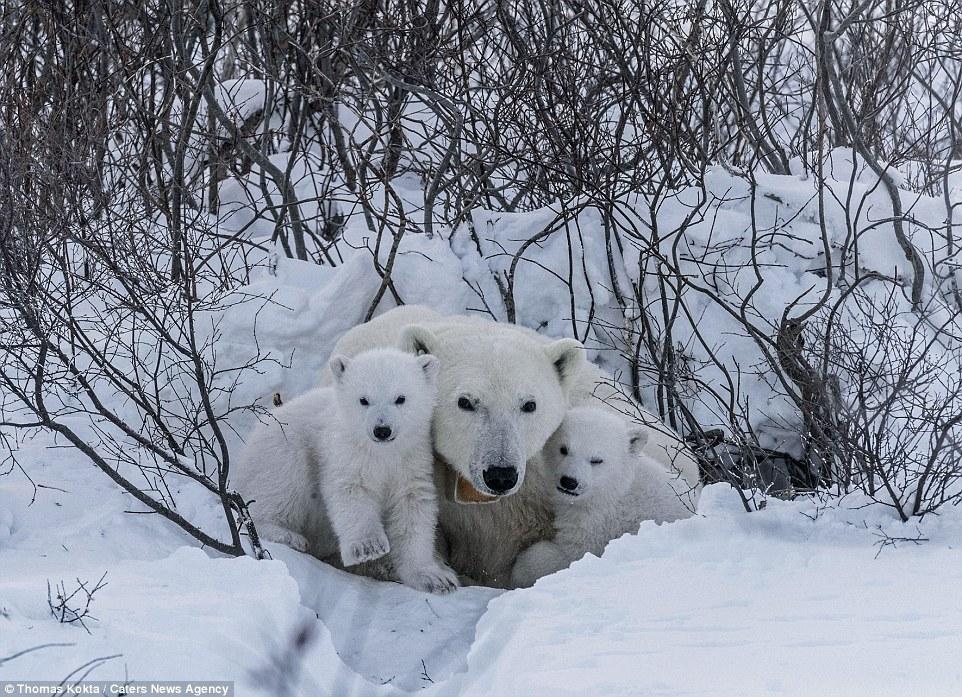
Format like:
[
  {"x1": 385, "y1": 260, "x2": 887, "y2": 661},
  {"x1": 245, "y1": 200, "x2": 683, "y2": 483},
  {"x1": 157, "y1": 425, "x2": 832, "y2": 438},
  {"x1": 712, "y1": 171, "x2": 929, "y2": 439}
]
[
  {"x1": 590, "y1": 458, "x2": 604, "y2": 466},
  {"x1": 521, "y1": 400, "x2": 537, "y2": 413},
  {"x1": 458, "y1": 397, "x2": 475, "y2": 411},
  {"x1": 560, "y1": 446, "x2": 568, "y2": 456},
  {"x1": 359, "y1": 398, "x2": 369, "y2": 406},
  {"x1": 395, "y1": 396, "x2": 406, "y2": 405}
]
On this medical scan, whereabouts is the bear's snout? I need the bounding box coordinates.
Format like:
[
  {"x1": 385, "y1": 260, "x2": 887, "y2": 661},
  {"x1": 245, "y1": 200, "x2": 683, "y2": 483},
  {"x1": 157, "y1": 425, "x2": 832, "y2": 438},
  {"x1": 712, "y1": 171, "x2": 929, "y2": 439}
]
[
  {"x1": 482, "y1": 466, "x2": 519, "y2": 494},
  {"x1": 373, "y1": 425, "x2": 393, "y2": 441},
  {"x1": 559, "y1": 475, "x2": 579, "y2": 492}
]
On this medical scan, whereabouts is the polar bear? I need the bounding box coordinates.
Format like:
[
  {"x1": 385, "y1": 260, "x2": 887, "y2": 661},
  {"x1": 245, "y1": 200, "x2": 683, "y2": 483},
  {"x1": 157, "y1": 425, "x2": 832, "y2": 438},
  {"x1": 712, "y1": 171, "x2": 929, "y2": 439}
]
[
  {"x1": 510, "y1": 407, "x2": 692, "y2": 587},
  {"x1": 325, "y1": 305, "x2": 700, "y2": 587},
  {"x1": 233, "y1": 348, "x2": 459, "y2": 594}
]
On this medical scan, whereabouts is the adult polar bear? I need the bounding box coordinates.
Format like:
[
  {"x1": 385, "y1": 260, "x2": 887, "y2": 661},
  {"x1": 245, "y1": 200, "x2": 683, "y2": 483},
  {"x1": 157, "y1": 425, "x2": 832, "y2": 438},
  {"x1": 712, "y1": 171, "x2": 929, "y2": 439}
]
[{"x1": 325, "y1": 305, "x2": 700, "y2": 587}]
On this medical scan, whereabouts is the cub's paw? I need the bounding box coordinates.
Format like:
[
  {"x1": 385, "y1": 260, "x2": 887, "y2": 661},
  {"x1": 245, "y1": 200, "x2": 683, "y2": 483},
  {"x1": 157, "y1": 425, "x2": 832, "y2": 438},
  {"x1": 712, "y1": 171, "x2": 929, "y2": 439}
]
[
  {"x1": 401, "y1": 564, "x2": 461, "y2": 595},
  {"x1": 260, "y1": 524, "x2": 309, "y2": 552},
  {"x1": 282, "y1": 531, "x2": 310, "y2": 553},
  {"x1": 341, "y1": 531, "x2": 390, "y2": 566}
]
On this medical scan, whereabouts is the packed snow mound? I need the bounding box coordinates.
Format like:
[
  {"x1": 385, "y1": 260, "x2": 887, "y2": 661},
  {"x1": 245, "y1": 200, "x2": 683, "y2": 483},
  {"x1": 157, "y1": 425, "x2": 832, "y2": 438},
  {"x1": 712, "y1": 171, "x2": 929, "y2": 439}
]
[
  {"x1": 446, "y1": 486, "x2": 962, "y2": 697},
  {"x1": 0, "y1": 433, "x2": 496, "y2": 692},
  {"x1": 214, "y1": 156, "x2": 962, "y2": 469},
  {"x1": 4, "y1": 438, "x2": 962, "y2": 696}
]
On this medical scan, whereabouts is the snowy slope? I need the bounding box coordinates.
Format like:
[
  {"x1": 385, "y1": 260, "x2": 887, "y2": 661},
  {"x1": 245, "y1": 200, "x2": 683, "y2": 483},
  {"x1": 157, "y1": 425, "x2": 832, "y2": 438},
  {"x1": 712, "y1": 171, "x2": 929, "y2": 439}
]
[
  {"x1": 3, "y1": 436, "x2": 961, "y2": 695},
  {"x1": 217, "y1": 153, "x2": 962, "y2": 464},
  {"x1": 0, "y1": 429, "x2": 497, "y2": 693},
  {"x1": 446, "y1": 487, "x2": 962, "y2": 697}
]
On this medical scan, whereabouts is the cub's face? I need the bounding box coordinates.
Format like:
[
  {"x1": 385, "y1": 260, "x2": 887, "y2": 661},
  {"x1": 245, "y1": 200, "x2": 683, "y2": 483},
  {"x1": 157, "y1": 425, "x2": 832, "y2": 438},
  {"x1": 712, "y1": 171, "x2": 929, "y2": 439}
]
[
  {"x1": 329, "y1": 348, "x2": 439, "y2": 447},
  {"x1": 544, "y1": 408, "x2": 648, "y2": 505}
]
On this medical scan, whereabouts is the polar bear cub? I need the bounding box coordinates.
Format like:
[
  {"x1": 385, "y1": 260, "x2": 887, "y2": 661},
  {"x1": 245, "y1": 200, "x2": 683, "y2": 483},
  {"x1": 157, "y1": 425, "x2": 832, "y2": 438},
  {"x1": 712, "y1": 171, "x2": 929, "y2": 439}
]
[
  {"x1": 510, "y1": 406, "x2": 691, "y2": 588},
  {"x1": 233, "y1": 348, "x2": 459, "y2": 594}
]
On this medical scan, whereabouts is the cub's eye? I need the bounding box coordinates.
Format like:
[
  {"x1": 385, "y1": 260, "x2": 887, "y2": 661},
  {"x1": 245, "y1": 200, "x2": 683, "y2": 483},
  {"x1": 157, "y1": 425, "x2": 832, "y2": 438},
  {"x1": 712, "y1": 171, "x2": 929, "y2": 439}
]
[
  {"x1": 560, "y1": 446, "x2": 569, "y2": 456},
  {"x1": 521, "y1": 400, "x2": 537, "y2": 413},
  {"x1": 458, "y1": 397, "x2": 475, "y2": 411},
  {"x1": 590, "y1": 458, "x2": 604, "y2": 466},
  {"x1": 395, "y1": 396, "x2": 406, "y2": 405},
  {"x1": 359, "y1": 398, "x2": 369, "y2": 406}
]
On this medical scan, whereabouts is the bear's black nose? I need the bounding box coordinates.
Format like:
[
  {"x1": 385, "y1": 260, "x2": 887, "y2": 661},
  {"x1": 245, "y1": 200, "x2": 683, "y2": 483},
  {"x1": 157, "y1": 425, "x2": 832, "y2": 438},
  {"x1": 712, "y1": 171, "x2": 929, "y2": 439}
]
[
  {"x1": 559, "y1": 476, "x2": 579, "y2": 491},
  {"x1": 482, "y1": 466, "x2": 519, "y2": 494},
  {"x1": 373, "y1": 425, "x2": 393, "y2": 441}
]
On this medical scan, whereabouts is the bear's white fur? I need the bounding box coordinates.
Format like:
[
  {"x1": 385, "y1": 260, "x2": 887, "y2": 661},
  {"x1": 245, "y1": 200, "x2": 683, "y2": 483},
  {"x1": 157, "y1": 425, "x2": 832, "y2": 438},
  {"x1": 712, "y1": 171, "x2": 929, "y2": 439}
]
[
  {"x1": 233, "y1": 348, "x2": 459, "y2": 594},
  {"x1": 325, "y1": 305, "x2": 700, "y2": 587},
  {"x1": 510, "y1": 407, "x2": 692, "y2": 587},
  {"x1": 325, "y1": 307, "x2": 582, "y2": 586}
]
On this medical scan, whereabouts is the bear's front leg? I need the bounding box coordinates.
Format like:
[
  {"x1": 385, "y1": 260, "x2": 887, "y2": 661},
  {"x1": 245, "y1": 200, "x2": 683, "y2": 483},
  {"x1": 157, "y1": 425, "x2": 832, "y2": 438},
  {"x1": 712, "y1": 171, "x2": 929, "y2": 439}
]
[
  {"x1": 387, "y1": 483, "x2": 460, "y2": 594},
  {"x1": 257, "y1": 522, "x2": 310, "y2": 552},
  {"x1": 323, "y1": 482, "x2": 390, "y2": 567},
  {"x1": 510, "y1": 540, "x2": 569, "y2": 588}
]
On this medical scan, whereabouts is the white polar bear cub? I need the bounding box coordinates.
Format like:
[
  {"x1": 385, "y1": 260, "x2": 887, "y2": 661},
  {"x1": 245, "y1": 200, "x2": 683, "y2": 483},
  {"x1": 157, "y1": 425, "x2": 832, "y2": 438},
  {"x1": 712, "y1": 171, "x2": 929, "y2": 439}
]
[
  {"x1": 233, "y1": 348, "x2": 459, "y2": 594},
  {"x1": 510, "y1": 407, "x2": 692, "y2": 588}
]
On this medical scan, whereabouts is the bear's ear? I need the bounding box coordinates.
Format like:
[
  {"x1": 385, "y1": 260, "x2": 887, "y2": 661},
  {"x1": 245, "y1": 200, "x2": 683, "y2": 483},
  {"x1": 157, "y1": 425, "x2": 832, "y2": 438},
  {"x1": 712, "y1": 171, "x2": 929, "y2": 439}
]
[
  {"x1": 329, "y1": 354, "x2": 350, "y2": 383},
  {"x1": 399, "y1": 325, "x2": 439, "y2": 356},
  {"x1": 628, "y1": 426, "x2": 649, "y2": 456},
  {"x1": 417, "y1": 354, "x2": 440, "y2": 383},
  {"x1": 543, "y1": 338, "x2": 586, "y2": 392}
]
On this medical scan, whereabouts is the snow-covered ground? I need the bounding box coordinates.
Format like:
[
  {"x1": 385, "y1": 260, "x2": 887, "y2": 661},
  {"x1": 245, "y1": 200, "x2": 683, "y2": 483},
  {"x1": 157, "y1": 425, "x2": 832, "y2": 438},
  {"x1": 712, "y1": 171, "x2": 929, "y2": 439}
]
[
  {"x1": 3, "y1": 432, "x2": 961, "y2": 695},
  {"x1": 0, "y1": 428, "x2": 498, "y2": 693}
]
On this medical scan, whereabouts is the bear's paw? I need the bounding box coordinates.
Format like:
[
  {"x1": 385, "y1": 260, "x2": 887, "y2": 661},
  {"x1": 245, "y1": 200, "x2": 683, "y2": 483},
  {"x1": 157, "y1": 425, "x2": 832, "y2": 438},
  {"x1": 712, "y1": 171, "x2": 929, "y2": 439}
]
[
  {"x1": 401, "y1": 563, "x2": 461, "y2": 595},
  {"x1": 341, "y1": 531, "x2": 391, "y2": 566}
]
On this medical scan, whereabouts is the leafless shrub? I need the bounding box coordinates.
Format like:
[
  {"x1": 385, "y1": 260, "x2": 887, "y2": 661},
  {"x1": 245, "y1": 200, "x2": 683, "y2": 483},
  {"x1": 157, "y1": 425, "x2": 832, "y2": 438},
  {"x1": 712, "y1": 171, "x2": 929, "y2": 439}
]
[
  {"x1": 0, "y1": 642, "x2": 76, "y2": 667},
  {"x1": 1, "y1": 0, "x2": 961, "y2": 524},
  {"x1": 47, "y1": 572, "x2": 109, "y2": 634}
]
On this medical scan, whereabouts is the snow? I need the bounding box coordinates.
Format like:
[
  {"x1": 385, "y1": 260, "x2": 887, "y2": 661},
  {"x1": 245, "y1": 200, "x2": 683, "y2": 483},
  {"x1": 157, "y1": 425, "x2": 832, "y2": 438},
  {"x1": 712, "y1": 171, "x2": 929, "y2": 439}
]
[
  {"x1": 449, "y1": 487, "x2": 962, "y2": 696},
  {"x1": 214, "y1": 80, "x2": 270, "y2": 124},
  {"x1": 3, "y1": 436, "x2": 962, "y2": 694},
  {"x1": 0, "y1": 430, "x2": 495, "y2": 693}
]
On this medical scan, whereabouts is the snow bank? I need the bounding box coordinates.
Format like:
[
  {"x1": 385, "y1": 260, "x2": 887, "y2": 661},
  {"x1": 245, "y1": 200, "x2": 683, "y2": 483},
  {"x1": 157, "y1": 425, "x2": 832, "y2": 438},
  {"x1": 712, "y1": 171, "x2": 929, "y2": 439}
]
[
  {"x1": 5, "y1": 445, "x2": 961, "y2": 695},
  {"x1": 214, "y1": 156, "x2": 962, "y2": 472},
  {"x1": 0, "y1": 431, "x2": 495, "y2": 693},
  {"x1": 443, "y1": 486, "x2": 962, "y2": 697}
]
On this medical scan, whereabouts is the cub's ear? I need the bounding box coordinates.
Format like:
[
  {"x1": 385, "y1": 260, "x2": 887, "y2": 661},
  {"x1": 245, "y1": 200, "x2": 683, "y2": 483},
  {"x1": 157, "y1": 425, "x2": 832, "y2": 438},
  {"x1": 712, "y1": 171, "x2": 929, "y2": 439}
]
[
  {"x1": 399, "y1": 325, "x2": 439, "y2": 356},
  {"x1": 417, "y1": 354, "x2": 440, "y2": 383},
  {"x1": 329, "y1": 355, "x2": 350, "y2": 383},
  {"x1": 628, "y1": 426, "x2": 649, "y2": 456},
  {"x1": 544, "y1": 338, "x2": 586, "y2": 393}
]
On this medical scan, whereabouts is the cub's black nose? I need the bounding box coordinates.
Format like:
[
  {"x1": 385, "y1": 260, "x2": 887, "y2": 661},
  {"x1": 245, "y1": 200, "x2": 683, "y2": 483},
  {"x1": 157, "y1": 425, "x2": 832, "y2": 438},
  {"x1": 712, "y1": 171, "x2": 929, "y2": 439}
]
[
  {"x1": 559, "y1": 476, "x2": 579, "y2": 491},
  {"x1": 373, "y1": 425, "x2": 393, "y2": 441},
  {"x1": 482, "y1": 466, "x2": 519, "y2": 494}
]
